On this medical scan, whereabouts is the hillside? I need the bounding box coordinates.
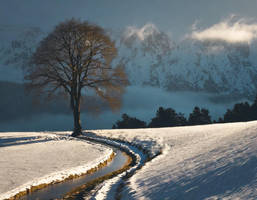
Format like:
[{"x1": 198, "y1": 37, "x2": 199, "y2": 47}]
[
  {"x1": 93, "y1": 121, "x2": 257, "y2": 199},
  {"x1": 0, "y1": 122, "x2": 256, "y2": 199}
]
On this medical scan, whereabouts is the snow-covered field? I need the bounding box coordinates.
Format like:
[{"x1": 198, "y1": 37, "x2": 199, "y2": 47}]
[
  {"x1": 0, "y1": 132, "x2": 112, "y2": 200},
  {"x1": 93, "y1": 121, "x2": 257, "y2": 200},
  {"x1": 1, "y1": 121, "x2": 256, "y2": 200}
]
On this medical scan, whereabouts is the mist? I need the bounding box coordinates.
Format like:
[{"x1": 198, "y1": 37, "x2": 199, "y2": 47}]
[{"x1": 0, "y1": 85, "x2": 248, "y2": 132}]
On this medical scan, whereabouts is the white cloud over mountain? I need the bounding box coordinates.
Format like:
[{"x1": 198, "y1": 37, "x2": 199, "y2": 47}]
[{"x1": 190, "y1": 17, "x2": 257, "y2": 44}]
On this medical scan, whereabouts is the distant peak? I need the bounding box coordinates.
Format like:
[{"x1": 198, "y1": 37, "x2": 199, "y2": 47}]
[{"x1": 123, "y1": 23, "x2": 160, "y2": 41}]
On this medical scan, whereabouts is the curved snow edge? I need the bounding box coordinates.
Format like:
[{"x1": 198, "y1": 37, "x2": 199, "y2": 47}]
[
  {"x1": 96, "y1": 143, "x2": 168, "y2": 200},
  {"x1": 80, "y1": 134, "x2": 149, "y2": 200},
  {"x1": 0, "y1": 139, "x2": 114, "y2": 200}
]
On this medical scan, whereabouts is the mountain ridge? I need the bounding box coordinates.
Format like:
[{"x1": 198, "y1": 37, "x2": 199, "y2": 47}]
[{"x1": 1, "y1": 25, "x2": 257, "y2": 100}]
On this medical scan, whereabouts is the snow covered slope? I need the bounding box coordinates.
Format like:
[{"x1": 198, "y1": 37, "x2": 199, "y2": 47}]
[
  {"x1": 93, "y1": 121, "x2": 257, "y2": 199},
  {"x1": 0, "y1": 132, "x2": 112, "y2": 200},
  {"x1": 116, "y1": 25, "x2": 257, "y2": 99}
]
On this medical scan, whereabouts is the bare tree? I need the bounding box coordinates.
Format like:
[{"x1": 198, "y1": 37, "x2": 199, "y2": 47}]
[{"x1": 25, "y1": 19, "x2": 127, "y2": 136}]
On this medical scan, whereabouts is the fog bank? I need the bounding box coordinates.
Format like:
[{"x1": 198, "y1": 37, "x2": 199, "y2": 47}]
[{"x1": 0, "y1": 86, "x2": 248, "y2": 132}]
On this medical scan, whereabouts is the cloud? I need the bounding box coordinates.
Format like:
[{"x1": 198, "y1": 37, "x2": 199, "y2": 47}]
[
  {"x1": 123, "y1": 23, "x2": 160, "y2": 41},
  {"x1": 190, "y1": 17, "x2": 257, "y2": 44}
]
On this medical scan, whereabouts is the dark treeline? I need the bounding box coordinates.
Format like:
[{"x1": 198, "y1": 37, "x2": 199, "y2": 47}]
[{"x1": 112, "y1": 96, "x2": 257, "y2": 129}]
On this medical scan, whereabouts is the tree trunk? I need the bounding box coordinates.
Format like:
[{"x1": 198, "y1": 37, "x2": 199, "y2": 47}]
[{"x1": 71, "y1": 98, "x2": 82, "y2": 137}]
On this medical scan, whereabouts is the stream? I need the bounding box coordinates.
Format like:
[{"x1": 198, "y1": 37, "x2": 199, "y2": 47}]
[{"x1": 19, "y1": 148, "x2": 128, "y2": 200}]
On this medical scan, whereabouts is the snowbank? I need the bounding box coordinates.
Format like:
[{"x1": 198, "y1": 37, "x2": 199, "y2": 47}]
[
  {"x1": 0, "y1": 132, "x2": 113, "y2": 200},
  {"x1": 92, "y1": 121, "x2": 257, "y2": 199},
  {"x1": 80, "y1": 134, "x2": 145, "y2": 200}
]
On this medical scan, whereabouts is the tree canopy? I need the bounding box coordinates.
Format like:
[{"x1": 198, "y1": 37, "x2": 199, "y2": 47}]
[
  {"x1": 188, "y1": 107, "x2": 212, "y2": 125},
  {"x1": 25, "y1": 19, "x2": 127, "y2": 136},
  {"x1": 148, "y1": 107, "x2": 187, "y2": 128},
  {"x1": 112, "y1": 113, "x2": 147, "y2": 129}
]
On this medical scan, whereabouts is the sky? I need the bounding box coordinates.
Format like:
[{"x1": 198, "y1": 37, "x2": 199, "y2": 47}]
[
  {"x1": 1, "y1": 0, "x2": 257, "y2": 39},
  {"x1": 0, "y1": 1, "x2": 257, "y2": 131}
]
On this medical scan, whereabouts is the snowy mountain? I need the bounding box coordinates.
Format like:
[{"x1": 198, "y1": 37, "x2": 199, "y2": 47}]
[
  {"x1": 1, "y1": 24, "x2": 257, "y2": 99},
  {"x1": 115, "y1": 24, "x2": 257, "y2": 99}
]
